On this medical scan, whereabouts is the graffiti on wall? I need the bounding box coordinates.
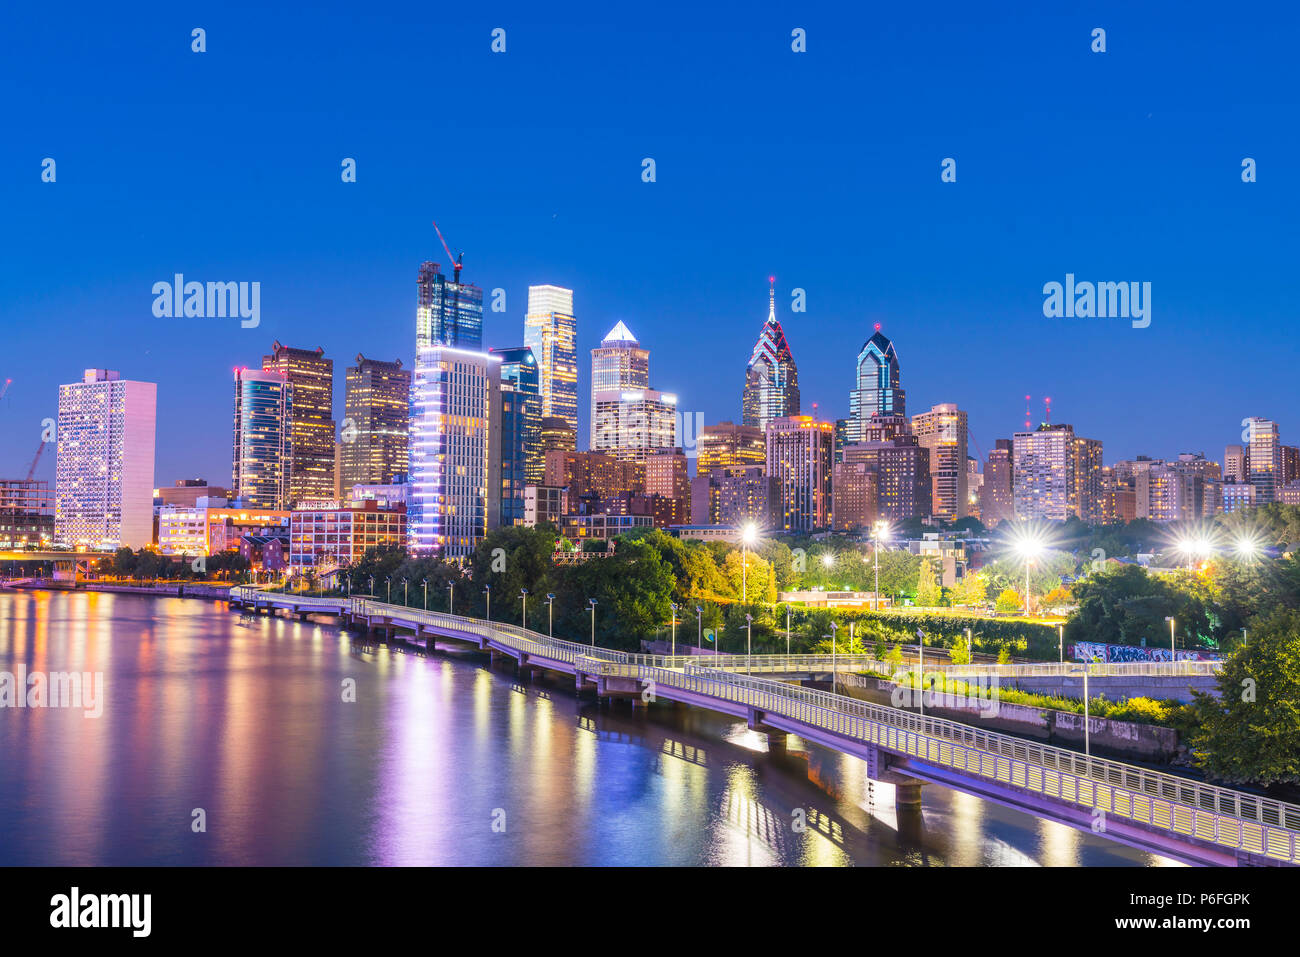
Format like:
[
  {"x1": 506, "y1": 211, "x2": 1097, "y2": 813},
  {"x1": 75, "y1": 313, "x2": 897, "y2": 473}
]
[{"x1": 1069, "y1": 641, "x2": 1220, "y2": 663}]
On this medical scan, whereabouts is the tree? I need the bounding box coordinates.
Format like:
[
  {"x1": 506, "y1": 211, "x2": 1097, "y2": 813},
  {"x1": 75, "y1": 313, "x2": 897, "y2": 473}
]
[
  {"x1": 915, "y1": 560, "x2": 942, "y2": 608},
  {"x1": 948, "y1": 633, "x2": 971, "y2": 665},
  {"x1": 994, "y1": 588, "x2": 1021, "y2": 614},
  {"x1": 1189, "y1": 607, "x2": 1300, "y2": 785},
  {"x1": 997, "y1": 645, "x2": 1013, "y2": 665},
  {"x1": 886, "y1": 643, "x2": 903, "y2": 667}
]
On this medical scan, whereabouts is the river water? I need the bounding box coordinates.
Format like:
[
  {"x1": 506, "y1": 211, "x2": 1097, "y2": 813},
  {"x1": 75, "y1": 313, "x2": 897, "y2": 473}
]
[{"x1": 0, "y1": 591, "x2": 1175, "y2": 866}]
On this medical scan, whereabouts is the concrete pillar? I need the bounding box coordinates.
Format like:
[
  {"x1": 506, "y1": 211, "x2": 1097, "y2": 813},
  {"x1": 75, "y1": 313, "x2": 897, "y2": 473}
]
[
  {"x1": 765, "y1": 730, "x2": 788, "y2": 754},
  {"x1": 894, "y1": 780, "x2": 924, "y2": 809}
]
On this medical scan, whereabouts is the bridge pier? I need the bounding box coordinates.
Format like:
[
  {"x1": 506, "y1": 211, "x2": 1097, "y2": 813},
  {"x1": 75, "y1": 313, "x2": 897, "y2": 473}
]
[{"x1": 746, "y1": 708, "x2": 789, "y2": 753}]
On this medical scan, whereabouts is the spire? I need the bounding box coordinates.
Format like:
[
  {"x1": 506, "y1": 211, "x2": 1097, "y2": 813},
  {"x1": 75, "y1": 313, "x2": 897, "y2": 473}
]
[
  {"x1": 768, "y1": 275, "x2": 776, "y2": 322},
  {"x1": 601, "y1": 320, "x2": 639, "y2": 344}
]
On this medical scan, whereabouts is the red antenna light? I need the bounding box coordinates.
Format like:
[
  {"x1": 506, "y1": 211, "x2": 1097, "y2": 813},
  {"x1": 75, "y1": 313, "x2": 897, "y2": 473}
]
[
  {"x1": 1044, "y1": 396, "x2": 1052, "y2": 425},
  {"x1": 1024, "y1": 394, "x2": 1032, "y2": 431},
  {"x1": 874, "y1": 322, "x2": 882, "y2": 332}
]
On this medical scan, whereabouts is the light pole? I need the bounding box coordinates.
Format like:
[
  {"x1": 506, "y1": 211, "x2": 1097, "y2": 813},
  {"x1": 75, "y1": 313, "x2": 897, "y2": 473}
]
[
  {"x1": 484, "y1": 584, "x2": 491, "y2": 621},
  {"x1": 422, "y1": 578, "x2": 428, "y2": 611},
  {"x1": 368, "y1": 575, "x2": 374, "y2": 597},
  {"x1": 745, "y1": 613, "x2": 754, "y2": 674},
  {"x1": 588, "y1": 598, "x2": 597, "y2": 647},
  {"x1": 546, "y1": 593, "x2": 554, "y2": 637},
  {"x1": 385, "y1": 577, "x2": 391, "y2": 604},
  {"x1": 402, "y1": 578, "x2": 408, "y2": 606},
  {"x1": 1015, "y1": 535, "x2": 1044, "y2": 617},
  {"x1": 669, "y1": 602, "x2": 678, "y2": 656},
  {"x1": 1165, "y1": 615, "x2": 1175, "y2": 658},
  {"x1": 696, "y1": 605, "x2": 704, "y2": 652},
  {"x1": 1058, "y1": 624, "x2": 1064, "y2": 663},
  {"x1": 448, "y1": 581, "x2": 454, "y2": 615},
  {"x1": 1081, "y1": 666, "x2": 1091, "y2": 758},
  {"x1": 520, "y1": 588, "x2": 528, "y2": 630},
  {"x1": 829, "y1": 622, "x2": 839, "y2": 695},
  {"x1": 966, "y1": 626, "x2": 973, "y2": 662},
  {"x1": 873, "y1": 521, "x2": 890, "y2": 611},
  {"x1": 786, "y1": 605, "x2": 791, "y2": 655},
  {"x1": 916, "y1": 627, "x2": 924, "y2": 717}
]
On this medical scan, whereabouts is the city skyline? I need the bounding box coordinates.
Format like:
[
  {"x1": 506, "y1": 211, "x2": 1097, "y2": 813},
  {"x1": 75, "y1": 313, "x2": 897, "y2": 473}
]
[{"x1": 5, "y1": 6, "x2": 1299, "y2": 485}]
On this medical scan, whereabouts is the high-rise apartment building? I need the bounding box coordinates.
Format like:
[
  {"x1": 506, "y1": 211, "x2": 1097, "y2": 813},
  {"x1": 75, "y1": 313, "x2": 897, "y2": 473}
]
[
  {"x1": 408, "y1": 346, "x2": 501, "y2": 557},
  {"x1": 1012, "y1": 424, "x2": 1103, "y2": 523},
  {"x1": 742, "y1": 279, "x2": 800, "y2": 434},
  {"x1": 54, "y1": 369, "x2": 157, "y2": 549},
  {"x1": 544, "y1": 450, "x2": 644, "y2": 501},
  {"x1": 966, "y1": 456, "x2": 983, "y2": 520},
  {"x1": 840, "y1": 325, "x2": 905, "y2": 447},
  {"x1": 911, "y1": 403, "x2": 969, "y2": 522},
  {"x1": 841, "y1": 414, "x2": 931, "y2": 524},
  {"x1": 340, "y1": 355, "x2": 409, "y2": 489},
  {"x1": 524, "y1": 285, "x2": 578, "y2": 435},
  {"x1": 690, "y1": 464, "x2": 780, "y2": 528},
  {"x1": 1223, "y1": 444, "x2": 1247, "y2": 484},
  {"x1": 591, "y1": 388, "x2": 678, "y2": 464},
  {"x1": 831, "y1": 461, "x2": 879, "y2": 531},
  {"x1": 232, "y1": 368, "x2": 293, "y2": 509},
  {"x1": 979, "y1": 440, "x2": 1015, "y2": 527},
  {"x1": 416, "y1": 260, "x2": 483, "y2": 350},
  {"x1": 492, "y1": 346, "x2": 543, "y2": 527},
  {"x1": 262, "y1": 342, "x2": 335, "y2": 506},
  {"x1": 766, "y1": 416, "x2": 833, "y2": 531},
  {"x1": 696, "y1": 421, "x2": 766, "y2": 471},
  {"x1": 539, "y1": 416, "x2": 576, "y2": 459}
]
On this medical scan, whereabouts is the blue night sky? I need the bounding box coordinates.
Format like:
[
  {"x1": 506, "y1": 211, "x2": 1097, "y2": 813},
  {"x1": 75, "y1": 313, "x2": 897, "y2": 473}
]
[{"x1": 2, "y1": 1, "x2": 1297, "y2": 485}]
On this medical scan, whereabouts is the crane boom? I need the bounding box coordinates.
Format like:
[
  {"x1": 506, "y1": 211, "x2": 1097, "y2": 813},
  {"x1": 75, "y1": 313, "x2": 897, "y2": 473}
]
[
  {"x1": 431, "y1": 219, "x2": 463, "y2": 282},
  {"x1": 25, "y1": 440, "x2": 45, "y2": 482}
]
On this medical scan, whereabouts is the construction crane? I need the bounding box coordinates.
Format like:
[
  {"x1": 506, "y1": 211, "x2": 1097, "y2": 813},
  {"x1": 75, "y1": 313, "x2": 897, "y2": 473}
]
[
  {"x1": 432, "y1": 220, "x2": 464, "y2": 283},
  {"x1": 24, "y1": 439, "x2": 46, "y2": 482},
  {"x1": 0, "y1": 379, "x2": 11, "y2": 401}
]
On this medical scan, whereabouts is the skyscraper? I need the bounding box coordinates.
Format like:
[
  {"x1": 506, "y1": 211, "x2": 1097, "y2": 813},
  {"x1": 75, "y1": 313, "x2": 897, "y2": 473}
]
[
  {"x1": 54, "y1": 369, "x2": 157, "y2": 549},
  {"x1": 262, "y1": 342, "x2": 335, "y2": 506},
  {"x1": 1245, "y1": 417, "x2": 1281, "y2": 504},
  {"x1": 841, "y1": 324, "x2": 905, "y2": 446},
  {"x1": 979, "y1": 440, "x2": 1015, "y2": 527},
  {"x1": 766, "y1": 415, "x2": 834, "y2": 531},
  {"x1": 591, "y1": 388, "x2": 678, "y2": 464},
  {"x1": 1012, "y1": 424, "x2": 1103, "y2": 523},
  {"x1": 231, "y1": 368, "x2": 293, "y2": 509},
  {"x1": 742, "y1": 279, "x2": 800, "y2": 434},
  {"x1": 524, "y1": 285, "x2": 578, "y2": 435},
  {"x1": 696, "y1": 421, "x2": 767, "y2": 471},
  {"x1": 841, "y1": 414, "x2": 931, "y2": 523},
  {"x1": 911, "y1": 402, "x2": 969, "y2": 522},
  {"x1": 492, "y1": 346, "x2": 543, "y2": 527},
  {"x1": 340, "y1": 355, "x2": 410, "y2": 489},
  {"x1": 409, "y1": 345, "x2": 501, "y2": 556},
  {"x1": 416, "y1": 260, "x2": 483, "y2": 350},
  {"x1": 590, "y1": 321, "x2": 649, "y2": 441}
]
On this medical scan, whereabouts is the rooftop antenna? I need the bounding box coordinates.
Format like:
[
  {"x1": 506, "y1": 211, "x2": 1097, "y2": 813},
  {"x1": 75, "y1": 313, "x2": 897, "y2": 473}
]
[
  {"x1": 432, "y1": 220, "x2": 463, "y2": 283},
  {"x1": 1044, "y1": 396, "x2": 1052, "y2": 425},
  {"x1": 1024, "y1": 394, "x2": 1032, "y2": 431}
]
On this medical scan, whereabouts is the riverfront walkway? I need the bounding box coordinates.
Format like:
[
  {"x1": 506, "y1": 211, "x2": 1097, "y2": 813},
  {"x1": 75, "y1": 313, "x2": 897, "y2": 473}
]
[{"x1": 228, "y1": 587, "x2": 1296, "y2": 867}]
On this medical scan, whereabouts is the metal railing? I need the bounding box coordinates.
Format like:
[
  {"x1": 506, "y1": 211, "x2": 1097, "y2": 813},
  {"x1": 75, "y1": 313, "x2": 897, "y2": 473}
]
[{"x1": 228, "y1": 586, "x2": 1297, "y2": 861}]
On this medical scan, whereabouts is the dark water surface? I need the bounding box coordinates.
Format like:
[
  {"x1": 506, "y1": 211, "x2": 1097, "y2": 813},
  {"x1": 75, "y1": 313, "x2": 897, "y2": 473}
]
[{"x1": 0, "y1": 591, "x2": 1175, "y2": 866}]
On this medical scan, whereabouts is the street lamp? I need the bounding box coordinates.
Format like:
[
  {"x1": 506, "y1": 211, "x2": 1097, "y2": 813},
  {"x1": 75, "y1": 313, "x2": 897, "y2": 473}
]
[
  {"x1": 1058, "y1": 624, "x2": 1064, "y2": 663},
  {"x1": 368, "y1": 575, "x2": 374, "y2": 597},
  {"x1": 1165, "y1": 615, "x2": 1176, "y2": 658},
  {"x1": 545, "y1": 593, "x2": 555, "y2": 637},
  {"x1": 588, "y1": 598, "x2": 597, "y2": 647},
  {"x1": 1234, "y1": 535, "x2": 1261, "y2": 561},
  {"x1": 873, "y1": 521, "x2": 891, "y2": 611},
  {"x1": 385, "y1": 577, "x2": 391, "y2": 604},
  {"x1": 695, "y1": 605, "x2": 703, "y2": 652},
  {"x1": 745, "y1": 613, "x2": 754, "y2": 674},
  {"x1": 669, "y1": 602, "x2": 678, "y2": 656},
  {"x1": 1014, "y1": 535, "x2": 1044, "y2": 616},
  {"x1": 448, "y1": 581, "x2": 454, "y2": 615},
  {"x1": 422, "y1": 578, "x2": 428, "y2": 611},
  {"x1": 520, "y1": 588, "x2": 528, "y2": 630},
  {"x1": 740, "y1": 522, "x2": 757, "y2": 603},
  {"x1": 402, "y1": 577, "x2": 408, "y2": 606},
  {"x1": 786, "y1": 604, "x2": 791, "y2": 655},
  {"x1": 484, "y1": 584, "x2": 491, "y2": 621}
]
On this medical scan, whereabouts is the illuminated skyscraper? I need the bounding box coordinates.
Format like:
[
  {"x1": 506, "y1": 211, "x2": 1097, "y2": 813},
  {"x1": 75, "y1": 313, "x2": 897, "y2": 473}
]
[
  {"x1": 841, "y1": 324, "x2": 905, "y2": 446},
  {"x1": 409, "y1": 345, "x2": 501, "y2": 556},
  {"x1": 262, "y1": 342, "x2": 335, "y2": 506},
  {"x1": 742, "y1": 279, "x2": 800, "y2": 434},
  {"x1": 1012, "y1": 424, "x2": 1102, "y2": 523},
  {"x1": 54, "y1": 369, "x2": 157, "y2": 549},
  {"x1": 491, "y1": 346, "x2": 542, "y2": 526},
  {"x1": 231, "y1": 368, "x2": 293, "y2": 510},
  {"x1": 592, "y1": 388, "x2": 678, "y2": 465},
  {"x1": 590, "y1": 321, "x2": 649, "y2": 440},
  {"x1": 416, "y1": 260, "x2": 483, "y2": 350},
  {"x1": 524, "y1": 285, "x2": 578, "y2": 435},
  {"x1": 1245, "y1": 417, "x2": 1281, "y2": 504},
  {"x1": 766, "y1": 415, "x2": 834, "y2": 531},
  {"x1": 340, "y1": 355, "x2": 409, "y2": 489},
  {"x1": 696, "y1": 421, "x2": 766, "y2": 471},
  {"x1": 979, "y1": 440, "x2": 1015, "y2": 527},
  {"x1": 911, "y1": 403, "x2": 969, "y2": 522}
]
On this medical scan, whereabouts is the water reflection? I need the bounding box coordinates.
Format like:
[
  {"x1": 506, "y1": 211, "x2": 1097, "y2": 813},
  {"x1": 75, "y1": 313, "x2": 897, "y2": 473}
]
[{"x1": 0, "y1": 592, "x2": 1175, "y2": 867}]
